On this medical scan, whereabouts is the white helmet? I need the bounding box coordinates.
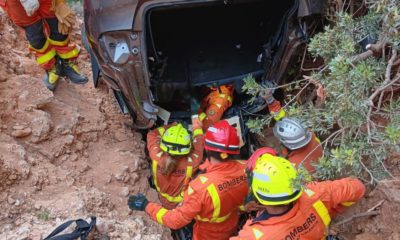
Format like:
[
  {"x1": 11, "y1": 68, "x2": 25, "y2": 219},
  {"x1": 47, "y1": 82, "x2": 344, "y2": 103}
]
[{"x1": 273, "y1": 118, "x2": 312, "y2": 150}]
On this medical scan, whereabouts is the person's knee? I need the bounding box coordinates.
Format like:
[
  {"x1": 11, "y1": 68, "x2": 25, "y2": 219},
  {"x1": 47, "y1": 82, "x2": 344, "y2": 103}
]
[
  {"x1": 46, "y1": 18, "x2": 68, "y2": 41},
  {"x1": 24, "y1": 20, "x2": 46, "y2": 49}
]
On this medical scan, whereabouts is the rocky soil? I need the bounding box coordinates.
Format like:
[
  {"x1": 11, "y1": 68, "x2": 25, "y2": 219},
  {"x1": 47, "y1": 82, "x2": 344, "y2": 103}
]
[{"x1": 0, "y1": 12, "x2": 169, "y2": 240}]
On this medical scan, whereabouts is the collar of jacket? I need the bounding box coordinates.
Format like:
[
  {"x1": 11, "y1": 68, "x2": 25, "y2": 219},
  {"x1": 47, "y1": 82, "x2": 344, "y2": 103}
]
[
  {"x1": 251, "y1": 204, "x2": 293, "y2": 224},
  {"x1": 199, "y1": 158, "x2": 239, "y2": 173},
  {"x1": 250, "y1": 201, "x2": 301, "y2": 226}
]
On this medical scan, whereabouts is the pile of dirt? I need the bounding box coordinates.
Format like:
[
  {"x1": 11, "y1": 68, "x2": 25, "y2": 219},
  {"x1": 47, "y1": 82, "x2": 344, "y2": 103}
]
[
  {"x1": 333, "y1": 178, "x2": 400, "y2": 240},
  {"x1": 0, "y1": 12, "x2": 169, "y2": 239}
]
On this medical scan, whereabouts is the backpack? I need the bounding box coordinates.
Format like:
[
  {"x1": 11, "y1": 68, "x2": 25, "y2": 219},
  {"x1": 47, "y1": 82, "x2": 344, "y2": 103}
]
[{"x1": 44, "y1": 216, "x2": 96, "y2": 240}]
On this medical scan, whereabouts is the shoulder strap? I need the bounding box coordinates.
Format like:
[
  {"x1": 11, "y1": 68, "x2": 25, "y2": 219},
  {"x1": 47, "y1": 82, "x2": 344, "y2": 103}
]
[{"x1": 44, "y1": 216, "x2": 96, "y2": 240}]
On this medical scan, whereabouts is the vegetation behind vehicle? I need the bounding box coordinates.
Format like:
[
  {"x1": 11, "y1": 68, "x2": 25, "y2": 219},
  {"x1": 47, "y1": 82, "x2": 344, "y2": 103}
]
[{"x1": 244, "y1": 0, "x2": 400, "y2": 184}]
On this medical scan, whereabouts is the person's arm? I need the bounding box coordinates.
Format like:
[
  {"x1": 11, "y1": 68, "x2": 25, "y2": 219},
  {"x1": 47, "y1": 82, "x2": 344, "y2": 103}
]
[
  {"x1": 145, "y1": 182, "x2": 203, "y2": 230},
  {"x1": 267, "y1": 100, "x2": 286, "y2": 121},
  {"x1": 146, "y1": 128, "x2": 163, "y2": 160},
  {"x1": 190, "y1": 115, "x2": 205, "y2": 165},
  {"x1": 308, "y1": 178, "x2": 366, "y2": 211},
  {"x1": 261, "y1": 88, "x2": 286, "y2": 121}
]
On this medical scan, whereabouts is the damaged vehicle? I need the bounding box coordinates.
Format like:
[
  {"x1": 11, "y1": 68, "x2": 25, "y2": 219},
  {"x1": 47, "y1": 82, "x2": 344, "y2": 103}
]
[{"x1": 82, "y1": 0, "x2": 328, "y2": 153}]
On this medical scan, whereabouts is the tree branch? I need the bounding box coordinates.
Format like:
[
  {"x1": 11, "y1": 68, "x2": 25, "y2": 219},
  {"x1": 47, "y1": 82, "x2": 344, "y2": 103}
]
[
  {"x1": 334, "y1": 211, "x2": 379, "y2": 226},
  {"x1": 369, "y1": 74, "x2": 400, "y2": 106},
  {"x1": 334, "y1": 200, "x2": 384, "y2": 227},
  {"x1": 385, "y1": 48, "x2": 397, "y2": 83},
  {"x1": 359, "y1": 156, "x2": 378, "y2": 184},
  {"x1": 351, "y1": 37, "x2": 386, "y2": 64},
  {"x1": 366, "y1": 49, "x2": 399, "y2": 140}
]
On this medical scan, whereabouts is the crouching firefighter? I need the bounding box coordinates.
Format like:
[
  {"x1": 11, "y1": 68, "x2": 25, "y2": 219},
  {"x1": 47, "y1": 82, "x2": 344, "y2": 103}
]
[
  {"x1": 129, "y1": 120, "x2": 249, "y2": 240},
  {"x1": 261, "y1": 87, "x2": 323, "y2": 173},
  {"x1": 0, "y1": 0, "x2": 88, "y2": 91},
  {"x1": 198, "y1": 85, "x2": 234, "y2": 131},
  {"x1": 146, "y1": 116, "x2": 204, "y2": 210},
  {"x1": 231, "y1": 152, "x2": 366, "y2": 240}
]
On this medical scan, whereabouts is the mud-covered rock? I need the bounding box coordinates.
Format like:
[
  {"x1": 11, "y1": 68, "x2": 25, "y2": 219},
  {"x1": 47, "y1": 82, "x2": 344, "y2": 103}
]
[
  {"x1": 11, "y1": 127, "x2": 32, "y2": 138},
  {"x1": 30, "y1": 111, "x2": 53, "y2": 143}
]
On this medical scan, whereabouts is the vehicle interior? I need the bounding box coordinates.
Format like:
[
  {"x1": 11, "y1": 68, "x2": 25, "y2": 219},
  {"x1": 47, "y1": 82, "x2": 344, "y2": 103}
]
[{"x1": 145, "y1": 0, "x2": 295, "y2": 119}]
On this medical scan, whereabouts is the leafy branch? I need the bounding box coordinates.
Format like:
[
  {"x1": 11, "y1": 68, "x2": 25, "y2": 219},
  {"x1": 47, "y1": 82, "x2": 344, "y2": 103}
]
[{"x1": 244, "y1": 0, "x2": 400, "y2": 184}]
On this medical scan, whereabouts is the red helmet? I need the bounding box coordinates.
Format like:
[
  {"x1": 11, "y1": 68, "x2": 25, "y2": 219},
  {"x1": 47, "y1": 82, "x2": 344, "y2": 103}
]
[
  {"x1": 205, "y1": 120, "x2": 240, "y2": 154},
  {"x1": 246, "y1": 147, "x2": 278, "y2": 172}
]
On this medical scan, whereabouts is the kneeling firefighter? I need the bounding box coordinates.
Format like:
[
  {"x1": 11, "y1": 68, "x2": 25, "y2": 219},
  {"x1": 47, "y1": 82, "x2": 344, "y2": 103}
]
[{"x1": 129, "y1": 120, "x2": 249, "y2": 240}]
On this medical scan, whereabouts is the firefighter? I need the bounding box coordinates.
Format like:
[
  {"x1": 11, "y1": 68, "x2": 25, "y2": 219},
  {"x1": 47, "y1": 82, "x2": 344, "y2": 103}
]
[
  {"x1": 261, "y1": 88, "x2": 323, "y2": 173},
  {"x1": 0, "y1": 0, "x2": 88, "y2": 91},
  {"x1": 147, "y1": 115, "x2": 204, "y2": 210},
  {"x1": 128, "y1": 120, "x2": 249, "y2": 240},
  {"x1": 199, "y1": 85, "x2": 234, "y2": 130},
  {"x1": 231, "y1": 153, "x2": 366, "y2": 240}
]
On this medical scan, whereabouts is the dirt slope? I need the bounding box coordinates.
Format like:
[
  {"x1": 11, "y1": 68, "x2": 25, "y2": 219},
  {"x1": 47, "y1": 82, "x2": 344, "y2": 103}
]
[{"x1": 0, "y1": 12, "x2": 168, "y2": 239}]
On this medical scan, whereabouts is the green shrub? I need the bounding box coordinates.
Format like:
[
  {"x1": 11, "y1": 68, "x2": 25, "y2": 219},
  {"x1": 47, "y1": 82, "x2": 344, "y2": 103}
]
[{"x1": 244, "y1": 0, "x2": 400, "y2": 184}]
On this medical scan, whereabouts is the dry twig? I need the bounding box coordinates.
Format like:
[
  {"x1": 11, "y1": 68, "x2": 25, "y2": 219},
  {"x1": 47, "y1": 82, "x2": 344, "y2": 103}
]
[
  {"x1": 334, "y1": 200, "x2": 384, "y2": 226},
  {"x1": 351, "y1": 36, "x2": 386, "y2": 64},
  {"x1": 334, "y1": 211, "x2": 379, "y2": 226}
]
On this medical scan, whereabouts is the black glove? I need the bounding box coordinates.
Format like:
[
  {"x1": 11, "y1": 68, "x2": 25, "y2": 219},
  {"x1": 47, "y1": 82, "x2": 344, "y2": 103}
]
[{"x1": 128, "y1": 194, "x2": 149, "y2": 211}]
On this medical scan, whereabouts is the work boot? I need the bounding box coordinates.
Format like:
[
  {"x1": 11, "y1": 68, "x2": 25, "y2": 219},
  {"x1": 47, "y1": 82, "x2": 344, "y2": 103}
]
[
  {"x1": 42, "y1": 66, "x2": 60, "y2": 91},
  {"x1": 59, "y1": 59, "x2": 88, "y2": 84}
]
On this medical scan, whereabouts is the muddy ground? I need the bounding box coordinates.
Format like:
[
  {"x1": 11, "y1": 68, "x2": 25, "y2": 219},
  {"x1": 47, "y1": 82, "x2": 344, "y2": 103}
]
[{"x1": 0, "y1": 9, "x2": 400, "y2": 240}]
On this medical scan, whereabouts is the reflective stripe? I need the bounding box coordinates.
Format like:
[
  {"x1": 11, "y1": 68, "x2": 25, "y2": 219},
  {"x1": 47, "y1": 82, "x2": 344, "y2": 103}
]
[
  {"x1": 156, "y1": 208, "x2": 168, "y2": 224},
  {"x1": 208, "y1": 184, "x2": 221, "y2": 219},
  {"x1": 273, "y1": 109, "x2": 286, "y2": 121},
  {"x1": 252, "y1": 227, "x2": 264, "y2": 240},
  {"x1": 37, "y1": 48, "x2": 56, "y2": 65},
  {"x1": 188, "y1": 186, "x2": 194, "y2": 195},
  {"x1": 199, "y1": 112, "x2": 207, "y2": 121},
  {"x1": 195, "y1": 184, "x2": 231, "y2": 223},
  {"x1": 48, "y1": 37, "x2": 69, "y2": 47},
  {"x1": 239, "y1": 205, "x2": 245, "y2": 211},
  {"x1": 195, "y1": 213, "x2": 231, "y2": 223},
  {"x1": 156, "y1": 152, "x2": 163, "y2": 158},
  {"x1": 341, "y1": 201, "x2": 355, "y2": 207},
  {"x1": 157, "y1": 127, "x2": 166, "y2": 136},
  {"x1": 219, "y1": 94, "x2": 233, "y2": 103},
  {"x1": 313, "y1": 200, "x2": 331, "y2": 227},
  {"x1": 152, "y1": 160, "x2": 193, "y2": 203},
  {"x1": 304, "y1": 189, "x2": 315, "y2": 197},
  {"x1": 57, "y1": 47, "x2": 80, "y2": 59},
  {"x1": 30, "y1": 40, "x2": 50, "y2": 53},
  {"x1": 305, "y1": 189, "x2": 331, "y2": 234},
  {"x1": 199, "y1": 176, "x2": 208, "y2": 184},
  {"x1": 193, "y1": 128, "x2": 203, "y2": 138},
  {"x1": 185, "y1": 166, "x2": 193, "y2": 185},
  {"x1": 315, "y1": 136, "x2": 321, "y2": 144}
]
